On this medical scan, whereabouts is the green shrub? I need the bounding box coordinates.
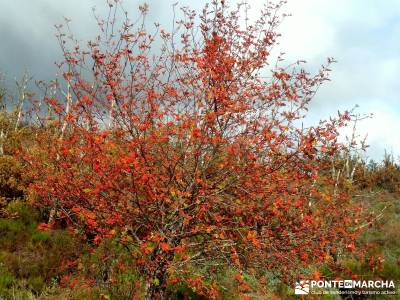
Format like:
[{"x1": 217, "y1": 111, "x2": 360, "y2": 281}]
[
  {"x1": 0, "y1": 156, "x2": 25, "y2": 206},
  {"x1": 0, "y1": 201, "x2": 84, "y2": 297},
  {"x1": 0, "y1": 267, "x2": 16, "y2": 289},
  {"x1": 6, "y1": 200, "x2": 39, "y2": 225},
  {"x1": 28, "y1": 276, "x2": 46, "y2": 294}
]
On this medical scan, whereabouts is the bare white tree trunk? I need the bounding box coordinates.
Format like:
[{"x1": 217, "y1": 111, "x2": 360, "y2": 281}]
[
  {"x1": 108, "y1": 97, "x2": 115, "y2": 129},
  {"x1": 14, "y1": 75, "x2": 30, "y2": 131},
  {"x1": 14, "y1": 92, "x2": 24, "y2": 131},
  {"x1": 0, "y1": 129, "x2": 4, "y2": 156},
  {"x1": 60, "y1": 83, "x2": 72, "y2": 139}
]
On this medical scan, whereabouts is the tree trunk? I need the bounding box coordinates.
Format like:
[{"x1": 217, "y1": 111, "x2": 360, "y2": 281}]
[
  {"x1": 145, "y1": 271, "x2": 168, "y2": 300},
  {"x1": 144, "y1": 256, "x2": 172, "y2": 300},
  {"x1": 0, "y1": 129, "x2": 4, "y2": 156}
]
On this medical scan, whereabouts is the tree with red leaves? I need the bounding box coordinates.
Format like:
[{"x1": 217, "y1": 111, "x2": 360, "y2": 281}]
[{"x1": 25, "y1": 1, "x2": 362, "y2": 298}]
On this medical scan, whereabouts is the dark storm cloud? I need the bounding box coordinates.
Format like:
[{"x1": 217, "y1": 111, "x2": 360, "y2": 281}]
[
  {"x1": 0, "y1": 0, "x2": 104, "y2": 80},
  {"x1": 0, "y1": 0, "x2": 195, "y2": 80}
]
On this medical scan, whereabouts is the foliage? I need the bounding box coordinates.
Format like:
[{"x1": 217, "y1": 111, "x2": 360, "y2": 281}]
[
  {"x1": 23, "y1": 1, "x2": 365, "y2": 298},
  {"x1": 356, "y1": 154, "x2": 400, "y2": 195},
  {"x1": 0, "y1": 201, "x2": 83, "y2": 298},
  {"x1": 0, "y1": 156, "x2": 24, "y2": 207},
  {"x1": 350, "y1": 193, "x2": 400, "y2": 280}
]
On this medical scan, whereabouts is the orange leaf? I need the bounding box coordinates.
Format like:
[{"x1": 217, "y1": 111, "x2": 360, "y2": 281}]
[{"x1": 160, "y1": 242, "x2": 170, "y2": 252}]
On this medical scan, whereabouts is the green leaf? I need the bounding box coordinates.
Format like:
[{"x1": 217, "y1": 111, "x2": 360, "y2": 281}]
[{"x1": 153, "y1": 278, "x2": 160, "y2": 286}]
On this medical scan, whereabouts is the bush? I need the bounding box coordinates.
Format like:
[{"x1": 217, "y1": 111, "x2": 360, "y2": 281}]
[
  {"x1": 0, "y1": 201, "x2": 84, "y2": 297},
  {"x1": 355, "y1": 156, "x2": 400, "y2": 195},
  {"x1": 0, "y1": 156, "x2": 25, "y2": 208}
]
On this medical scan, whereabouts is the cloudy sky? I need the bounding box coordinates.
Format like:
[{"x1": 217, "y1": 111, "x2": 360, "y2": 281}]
[{"x1": 0, "y1": 0, "x2": 399, "y2": 160}]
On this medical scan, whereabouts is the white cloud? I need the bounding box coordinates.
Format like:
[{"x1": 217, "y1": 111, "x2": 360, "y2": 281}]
[
  {"x1": 263, "y1": 0, "x2": 400, "y2": 160},
  {"x1": 361, "y1": 107, "x2": 400, "y2": 160}
]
